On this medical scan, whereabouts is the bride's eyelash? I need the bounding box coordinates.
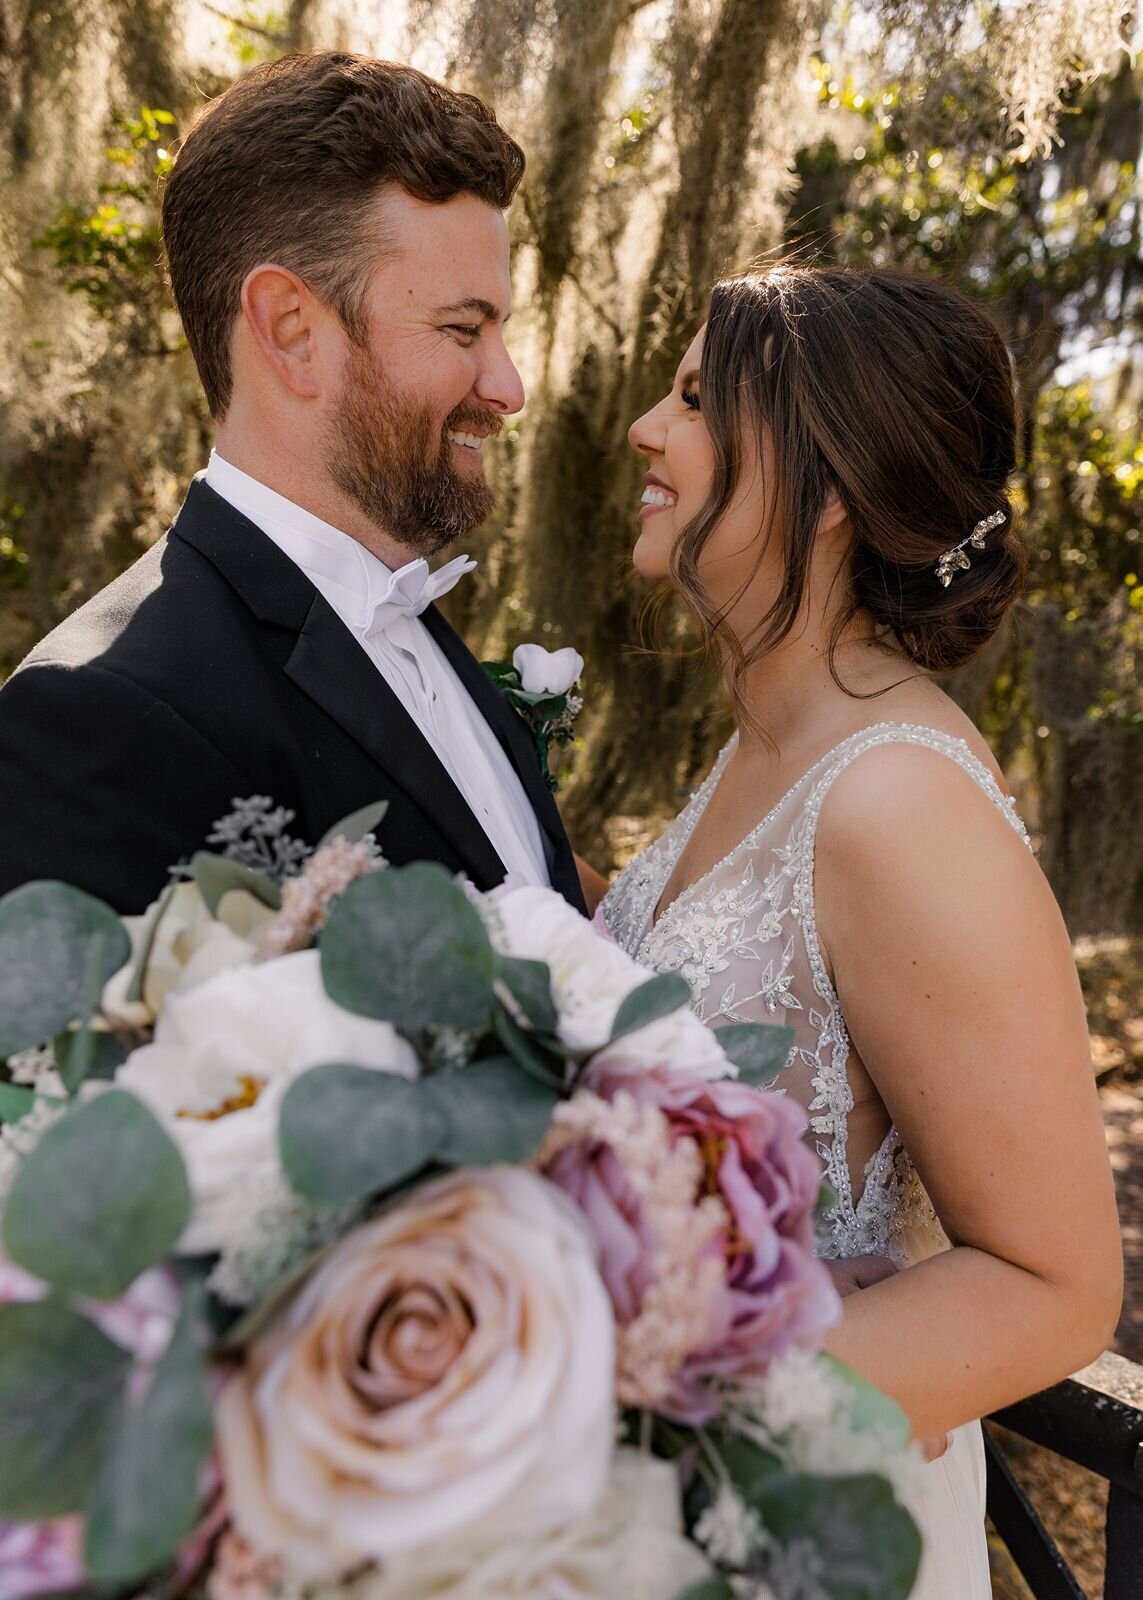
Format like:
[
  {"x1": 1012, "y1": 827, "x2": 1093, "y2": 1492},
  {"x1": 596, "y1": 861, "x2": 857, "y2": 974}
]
[{"x1": 681, "y1": 386, "x2": 701, "y2": 411}]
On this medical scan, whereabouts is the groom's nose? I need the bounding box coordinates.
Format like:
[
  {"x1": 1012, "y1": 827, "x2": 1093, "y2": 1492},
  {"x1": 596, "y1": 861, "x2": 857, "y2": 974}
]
[{"x1": 474, "y1": 334, "x2": 525, "y2": 415}]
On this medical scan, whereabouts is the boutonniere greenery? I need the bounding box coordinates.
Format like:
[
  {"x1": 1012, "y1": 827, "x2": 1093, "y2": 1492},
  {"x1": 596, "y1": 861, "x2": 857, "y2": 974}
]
[{"x1": 483, "y1": 643, "x2": 585, "y2": 792}]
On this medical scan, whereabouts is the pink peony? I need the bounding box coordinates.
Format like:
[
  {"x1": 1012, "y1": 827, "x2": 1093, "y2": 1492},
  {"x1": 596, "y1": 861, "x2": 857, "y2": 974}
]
[{"x1": 542, "y1": 1066, "x2": 841, "y2": 1424}]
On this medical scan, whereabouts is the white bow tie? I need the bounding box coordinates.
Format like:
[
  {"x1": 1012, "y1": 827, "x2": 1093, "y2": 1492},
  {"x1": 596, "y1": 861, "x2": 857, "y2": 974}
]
[{"x1": 362, "y1": 554, "x2": 477, "y2": 637}]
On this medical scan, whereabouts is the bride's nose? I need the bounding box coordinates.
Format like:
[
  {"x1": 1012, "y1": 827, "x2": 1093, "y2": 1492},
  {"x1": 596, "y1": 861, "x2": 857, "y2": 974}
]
[{"x1": 628, "y1": 400, "x2": 666, "y2": 458}]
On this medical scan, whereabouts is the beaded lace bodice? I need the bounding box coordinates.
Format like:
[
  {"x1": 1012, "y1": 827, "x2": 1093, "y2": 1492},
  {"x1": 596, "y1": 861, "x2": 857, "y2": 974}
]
[{"x1": 600, "y1": 722, "x2": 1031, "y2": 1265}]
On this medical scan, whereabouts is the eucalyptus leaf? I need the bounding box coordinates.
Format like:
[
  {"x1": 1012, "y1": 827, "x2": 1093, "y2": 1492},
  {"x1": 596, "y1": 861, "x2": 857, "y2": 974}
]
[
  {"x1": 320, "y1": 863, "x2": 496, "y2": 1033},
  {"x1": 821, "y1": 1355, "x2": 912, "y2": 1448},
  {"x1": 756, "y1": 1472, "x2": 922, "y2": 1600},
  {"x1": 494, "y1": 1007, "x2": 566, "y2": 1089},
  {"x1": 608, "y1": 973, "x2": 692, "y2": 1044},
  {"x1": 279, "y1": 1063, "x2": 447, "y2": 1204},
  {"x1": 430, "y1": 1057, "x2": 559, "y2": 1165},
  {"x1": 0, "y1": 1300, "x2": 131, "y2": 1519},
  {"x1": 54, "y1": 1026, "x2": 130, "y2": 1095},
  {"x1": 85, "y1": 1286, "x2": 214, "y2": 1583},
  {"x1": 496, "y1": 956, "x2": 558, "y2": 1035},
  {"x1": 0, "y1": 882, "x2": 130, "y2": 1054},
  {"x1": 318, "y1": 799, "x2": 390, "y2": 850},
  {"x1": 709, "y1": 1428, "x2": 785, "y2": 1502},
  {"x1": 714, "y1": 1021, "x2": 794, "y2": 1086},
  {"x1": 0, "y1": 1081, "x2": 40, "y2": 1123},
  {"x1": 122, "y1": 877, "x2": 178, "y2": 1005},
  {"x1": 190, "y1": 851, "x2": 281, "y2": 915},
  {"x1": 3, "y1": 1091, "x2": 191, "y2": 1300},
  {"x1": 675, "y1": 1583, "x2": 735, "y2": 1600}
]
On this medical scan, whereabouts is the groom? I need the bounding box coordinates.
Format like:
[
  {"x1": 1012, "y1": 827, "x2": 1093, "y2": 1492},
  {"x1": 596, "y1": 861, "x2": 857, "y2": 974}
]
[{"x1": 0, "y1": 52, "x2": 586, "y2": 915}]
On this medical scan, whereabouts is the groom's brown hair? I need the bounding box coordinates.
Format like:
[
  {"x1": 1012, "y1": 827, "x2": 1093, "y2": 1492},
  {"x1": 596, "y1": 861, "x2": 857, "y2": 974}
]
[{"x1": 161, "y1": 52, "x2": 525, "y2": 418}]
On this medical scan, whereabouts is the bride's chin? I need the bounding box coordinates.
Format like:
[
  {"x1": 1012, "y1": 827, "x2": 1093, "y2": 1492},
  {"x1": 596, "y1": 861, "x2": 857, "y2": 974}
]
[{"x1": 632, "y1": 528, "x2": 674, "y2": 581}]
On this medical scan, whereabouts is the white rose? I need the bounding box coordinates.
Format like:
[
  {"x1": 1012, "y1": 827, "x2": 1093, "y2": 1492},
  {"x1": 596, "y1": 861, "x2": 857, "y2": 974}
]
[
  {"x1": 352, "y1": 1448, "x2": 713, "y2": 1600},
  {"x1": 512, "y1": 643, "x2": 584, "y2": 696},
  {"x1": 101, "y1": 881, "x2": 275, "y2": 1028},
  {"x1": 215, "y1": 1167, "x2": 615, "y2": 1583},
  {"x1": 114, "y1": 950, "x2": 418, "y2": 1255},
  {"x1": 488, "y1": 887, "x2": 731, "y2": 1079}
]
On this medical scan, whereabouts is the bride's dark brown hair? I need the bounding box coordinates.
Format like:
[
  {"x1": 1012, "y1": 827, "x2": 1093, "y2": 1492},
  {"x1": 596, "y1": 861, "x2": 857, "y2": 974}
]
[{"x1": 671, "y1": 265, "x2": 1027, "y2": 702}]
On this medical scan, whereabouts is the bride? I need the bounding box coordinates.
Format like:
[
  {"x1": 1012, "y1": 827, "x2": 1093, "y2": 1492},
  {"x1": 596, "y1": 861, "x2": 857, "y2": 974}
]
[{"x1": 595, "y1": 264, "x2": 1122, "y2": 1596}]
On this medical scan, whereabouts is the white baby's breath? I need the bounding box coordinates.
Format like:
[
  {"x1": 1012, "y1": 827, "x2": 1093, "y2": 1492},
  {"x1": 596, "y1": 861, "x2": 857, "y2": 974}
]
[{"x1": 694, "y1": 1481, "x2": 766, "y2": 1568}]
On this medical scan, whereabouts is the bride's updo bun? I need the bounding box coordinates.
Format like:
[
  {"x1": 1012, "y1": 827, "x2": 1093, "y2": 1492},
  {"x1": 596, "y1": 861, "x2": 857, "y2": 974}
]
[{"x1": 680, "y1": 265, "x2": 1027, "y2": 678}]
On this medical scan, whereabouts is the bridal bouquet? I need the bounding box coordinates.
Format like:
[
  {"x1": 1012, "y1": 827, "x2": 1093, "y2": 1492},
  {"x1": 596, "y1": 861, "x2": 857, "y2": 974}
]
[{"x1": 0, "y1": 807, "x2": 922, "y2": 1600}]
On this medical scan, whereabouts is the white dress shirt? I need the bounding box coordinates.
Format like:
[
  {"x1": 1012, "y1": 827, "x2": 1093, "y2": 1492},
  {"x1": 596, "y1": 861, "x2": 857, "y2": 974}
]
[{"x1": 204, "y1": 451, "x2": 551, "y2": 887}]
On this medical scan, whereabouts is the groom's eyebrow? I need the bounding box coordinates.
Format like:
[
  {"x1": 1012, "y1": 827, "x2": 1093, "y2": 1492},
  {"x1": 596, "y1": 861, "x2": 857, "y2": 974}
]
[{"x1": 436, "y1": 297, "x2": 511, "y2": 324}]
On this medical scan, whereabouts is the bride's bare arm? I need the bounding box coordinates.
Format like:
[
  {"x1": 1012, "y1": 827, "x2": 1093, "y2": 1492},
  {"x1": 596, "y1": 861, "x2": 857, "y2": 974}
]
[{"x1": 812, "y1": 744, "x2": 1122, "y2": 1441}]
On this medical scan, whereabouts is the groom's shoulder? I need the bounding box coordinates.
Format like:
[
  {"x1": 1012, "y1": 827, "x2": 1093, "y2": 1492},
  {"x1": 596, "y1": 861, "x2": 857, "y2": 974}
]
[{"x1": 10, "y1": 479, "x2": 287, "y2": 689}]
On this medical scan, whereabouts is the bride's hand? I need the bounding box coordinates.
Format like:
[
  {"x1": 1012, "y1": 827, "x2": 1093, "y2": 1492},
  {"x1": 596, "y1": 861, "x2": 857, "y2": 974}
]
[{"x1": 825, "y1": 1254, "x2": 899, "y2": 1298}]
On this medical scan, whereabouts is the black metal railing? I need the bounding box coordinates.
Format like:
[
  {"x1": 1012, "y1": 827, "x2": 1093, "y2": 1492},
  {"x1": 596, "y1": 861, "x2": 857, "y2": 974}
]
[{"x1": 986, "y1": 1351, "x2": 1143, "y2": 1600}]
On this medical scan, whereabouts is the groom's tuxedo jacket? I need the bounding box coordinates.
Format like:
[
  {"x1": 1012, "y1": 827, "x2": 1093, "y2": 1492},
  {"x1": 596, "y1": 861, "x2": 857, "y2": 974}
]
[{"x1": 0, "y1": 480, "x2": 585, "y2": 915}]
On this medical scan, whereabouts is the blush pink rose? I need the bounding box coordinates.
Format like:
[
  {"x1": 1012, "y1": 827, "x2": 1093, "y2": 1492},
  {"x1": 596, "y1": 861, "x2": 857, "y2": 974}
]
[{"x1": 560, "y1": 1065, "x2": 841, "y2": 1423}]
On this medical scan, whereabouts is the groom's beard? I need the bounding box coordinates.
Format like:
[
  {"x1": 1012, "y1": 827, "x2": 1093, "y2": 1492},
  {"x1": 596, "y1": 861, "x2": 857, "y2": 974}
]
[{"x1": 327, "y1": 341, "x2": 501, "y2": 558}]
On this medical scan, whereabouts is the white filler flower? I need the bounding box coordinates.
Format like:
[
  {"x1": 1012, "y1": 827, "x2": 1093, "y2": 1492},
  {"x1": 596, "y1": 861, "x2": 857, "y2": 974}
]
[
  {"x1": 114, "y1": 949, "x2": 418, "y2": 1255},
  {"x1": 488, "y1": 885, "x2": 732, "y2": 1078}
]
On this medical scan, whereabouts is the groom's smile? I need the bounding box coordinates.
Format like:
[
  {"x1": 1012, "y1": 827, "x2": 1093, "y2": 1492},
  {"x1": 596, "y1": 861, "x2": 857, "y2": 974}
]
[{"x1": 320, "y1": 189, "x2": 524, "y2": 556}]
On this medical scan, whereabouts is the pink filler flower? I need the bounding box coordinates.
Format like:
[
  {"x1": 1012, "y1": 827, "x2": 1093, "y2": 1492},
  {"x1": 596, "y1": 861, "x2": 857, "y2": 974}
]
[{"x1": 541, "y1": 1064, "x2": 841, "y2": 1424}]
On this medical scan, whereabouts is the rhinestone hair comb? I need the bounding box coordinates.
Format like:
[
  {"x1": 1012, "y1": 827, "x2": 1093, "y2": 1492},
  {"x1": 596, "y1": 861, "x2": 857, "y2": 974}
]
[{"x1": 935, "y1": 509, "x2": 1007, "y2": 588}]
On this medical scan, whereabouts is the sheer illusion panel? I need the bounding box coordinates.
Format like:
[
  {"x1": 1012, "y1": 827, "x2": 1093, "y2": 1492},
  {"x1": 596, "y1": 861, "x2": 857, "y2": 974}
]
[{"x1": 600, "y1": 723, "x2": 1031, "y2": 1268}]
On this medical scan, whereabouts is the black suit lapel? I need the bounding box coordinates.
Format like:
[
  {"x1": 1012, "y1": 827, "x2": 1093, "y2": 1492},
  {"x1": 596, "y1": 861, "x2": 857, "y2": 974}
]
[
  {"x1": 172, "y1": 479, "x2": 507, "y2": 890},
  {"x1": 282, "y1": 598, "x2": 508, "y2": 889},
  {"x1": 423, "y1": 606, "x2": 587, "y2": 912}
]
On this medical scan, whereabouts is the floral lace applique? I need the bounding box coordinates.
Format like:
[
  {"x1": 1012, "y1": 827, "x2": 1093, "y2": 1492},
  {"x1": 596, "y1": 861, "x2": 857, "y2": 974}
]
[{"x1": 602, "y1": 722, "x2": 1031, "y2": 1265}]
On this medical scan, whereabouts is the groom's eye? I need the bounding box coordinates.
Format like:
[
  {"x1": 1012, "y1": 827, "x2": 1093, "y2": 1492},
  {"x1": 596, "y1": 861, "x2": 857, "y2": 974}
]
[{"x1": 447, "y1": 324, "x2": 481, "y2": 343}]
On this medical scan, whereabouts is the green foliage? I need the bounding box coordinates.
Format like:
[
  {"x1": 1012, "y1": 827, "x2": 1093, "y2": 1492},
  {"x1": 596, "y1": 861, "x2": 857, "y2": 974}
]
[
  {"x1": 0, "y1": 881, "x2": 130, "y2": 1055},
  {"x1": 320, "y1": 863, "x2": 498, "y2": 1035},
  {"x1": 609, "y1": 973, "x2": 693, "y2": 1042},
  {"x1": 715, "y1": 1023, "x2": 795, "y2": 1086},
  {"x1": 755, "y1": 1473, "x2": 922, "y2": 1599},
  {"x1": 35, "y1": 106, "x2": 177, "y2": 337},
  {"x1": 430, "y1": 1056, "x2": 559, "y2": 1165},
  {"x1": 279, "y1": 1063, "x2": 448, "y2": 1204},
  {"x1": 3, "y1": 1090, "x2": 191, "y2": 1299},
  {"x1": 191, "y1": 850, "x2": 282, "y2": 915},
  {"x1": 84, "y1": 1287, "x2": 214, "y2": 1582},
  {"x1": 280, "y1": 1054, "x2": 560, "y2": 1204},
  {"x1": 0, "y1": 1299, "x2": 132, "y2": 1519},
  {"x1": 0, "y1": 496, "x2": 31, "y2": 590}
]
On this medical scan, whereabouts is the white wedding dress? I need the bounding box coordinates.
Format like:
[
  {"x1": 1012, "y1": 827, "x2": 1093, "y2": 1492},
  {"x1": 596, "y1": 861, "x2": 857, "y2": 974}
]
[{"x1": 600, "y1": 721, "x2": 1032, "y2": 1600}]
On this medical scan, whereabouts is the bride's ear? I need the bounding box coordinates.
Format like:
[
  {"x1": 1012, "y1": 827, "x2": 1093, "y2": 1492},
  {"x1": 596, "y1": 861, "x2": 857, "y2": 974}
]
[{"x1": 818, "y1": 485, "x2": 849, "y2": 539}]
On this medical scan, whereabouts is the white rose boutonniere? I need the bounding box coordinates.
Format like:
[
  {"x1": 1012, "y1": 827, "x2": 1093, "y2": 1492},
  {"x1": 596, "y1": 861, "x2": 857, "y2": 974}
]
[
  {"x1": 511, "y1": 643, "x2": 584, "y2": 696},
  {"x1": 482, "y1": 642, "x2": 585, "y2": 791}
]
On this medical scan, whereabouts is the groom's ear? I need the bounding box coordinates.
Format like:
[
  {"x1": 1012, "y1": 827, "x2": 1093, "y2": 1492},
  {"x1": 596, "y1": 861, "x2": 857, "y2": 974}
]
[{"x1": 239, "y1": 263, "x2": 327, "y2": 401}]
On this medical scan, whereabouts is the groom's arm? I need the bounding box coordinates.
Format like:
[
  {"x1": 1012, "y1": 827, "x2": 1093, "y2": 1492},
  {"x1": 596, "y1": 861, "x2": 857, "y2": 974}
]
[{"x1": 0, "y1": 660, "x2": 254, "y2": 913}]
